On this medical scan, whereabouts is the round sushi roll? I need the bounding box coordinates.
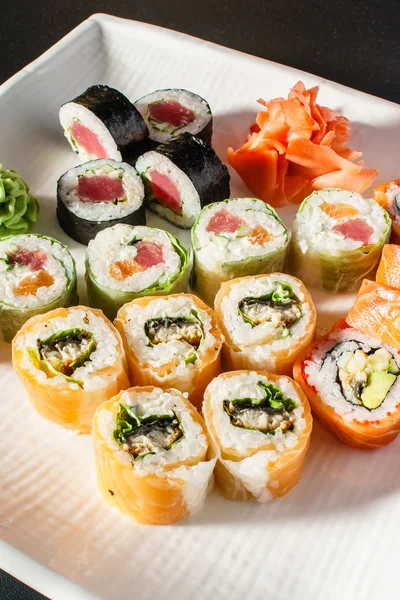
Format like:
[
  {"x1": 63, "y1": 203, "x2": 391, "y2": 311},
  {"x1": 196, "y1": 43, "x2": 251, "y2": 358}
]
[
  {"x1": 59, "y1": 84, "x2": 149, "y2": 163},
  {"x1": 289, "y1": 188, "x2": 391, "y2": 293},
  {"x1": 86, "y1": 224, "x2": 190, "y2": 320},
  {"x1": 93, "y1": 386, "x2": 216, "y2": 524},
  {"x1": 135, "y1": 132, "x2": 230, "y2": 229},
  {"x1": 214, "y1": 274, "x2": 316, "y2": 375},
  {"x1": 373, "y1": 178, "x2": 400, "y2": 244},
  {"x1": 191, "y1": 198, "x2": 290, "y2": 306},
  {"x1": 114, "y1": 294, "x2": 224, "y2": 410},
  {"x1": 203, "y1": 371, "x2": 312, "y2": 502},
  {"x1": 57, "y1": 158, "x2": 145, "y2": 245},
  {"x1": 134, "y1": 88, "x2": 212, "y2": 144},
  {"x1": 12, "y1": 306, "x2": 130, "y2": 433},
  {"x1": 0, "y1": 234, "x2": 78, "y2": 342},
  {"x1": 293, "y1": 319, "x2": 400, "y2": 449}
]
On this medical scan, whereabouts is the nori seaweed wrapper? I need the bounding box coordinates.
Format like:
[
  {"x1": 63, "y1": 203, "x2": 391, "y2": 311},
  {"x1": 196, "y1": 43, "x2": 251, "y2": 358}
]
[
  {"x1": 64, "y1": 85, "x2": 150, "y2": 161},
  {"x1": 56, "y1": 195, "x2": 146, "y2": 246},
  {"x1": 153, "y1": 133, "x2": 230, "y2": 209}
]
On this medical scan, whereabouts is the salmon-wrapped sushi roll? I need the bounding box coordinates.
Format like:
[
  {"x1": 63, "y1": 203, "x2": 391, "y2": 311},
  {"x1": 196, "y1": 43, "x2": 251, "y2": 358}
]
[
  {"x1": 293, "y1": 319, "x2": 400, "y2": 449},
  {"x1": 114, "y1": 294, "x2": 223, "y2": 410},
  {"x1": 202, "y1": 371, "x2": 312, "y2": 501},
  {"x1": 373, "y1": 179, "x2": 400, "y2": 244},
  {"x1": 12, "y1": 306, "x2": 129, "y2": 433},
  {"x1": 93, "y1": 386, "x2": 216, "y2": 524},
  {"x1": 376, "y1": 244, "x2": 400, "y2": 290},
  {"x1": 214, "y1": 273, "x2": 316, "y2": 375}
]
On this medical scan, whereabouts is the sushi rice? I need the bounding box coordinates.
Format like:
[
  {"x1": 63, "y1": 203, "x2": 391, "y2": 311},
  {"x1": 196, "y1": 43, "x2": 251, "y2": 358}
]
[
  {"x1": 203, "y1": 371, "x2": 312, "y2": 501},
  {"x1": 191, "y1": 198, "x2": 289, "y2": 306},
  {"x1": 93, "y1": 386, "x2": 216, "y2": 524},
  {"x1": 289, "y1": 188, "x2": 391, "y2": 292},
  {"x1": 0, "y1": 234, "x2": 77, "y2": 341}
]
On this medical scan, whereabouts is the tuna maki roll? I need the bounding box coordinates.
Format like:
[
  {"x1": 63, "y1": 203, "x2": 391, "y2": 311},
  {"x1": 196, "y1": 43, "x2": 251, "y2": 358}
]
[
  {"x1": 294, "y1": 319, "x2": 400, "y2": 449},
  {"x1": 59, "y1": 84, "x2": 149, "y2": 163},
  {"x1": 86, "y1": 224, "x2": 189, "y2": 320},
  {"x1": 0, "y1": 234, "x2": 78, "y2": 342},
  {"x1": 191, "y1": 197, "x2": 290, "y2": 306},
  {"x1": 289, "y1": 188, "x2": 391, "y2": 292},
  {"x1": 134, "y1": 88, "x2": 212, "y2": 144},
  {"x1": 57, "y1": 158, "x2": 145, "y2": 245},
  {"x1": 135, "y1": 133, "x2": 230, "y2": 229}
]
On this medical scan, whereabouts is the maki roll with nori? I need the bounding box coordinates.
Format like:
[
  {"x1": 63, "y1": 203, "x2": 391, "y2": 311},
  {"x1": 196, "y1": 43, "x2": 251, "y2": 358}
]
[
  {"x1": 191, "y1": 198, "x2": 290, "y2": 306},
  {"x1": 135, "y1": 88, "x2": 212, "y2": 144},
  {"x1": 12, "y1": 306, "x2": 130, "y2": 432},
  {"x1": 294, "y1": 319, "x2": 400, "y2": 449},
  {"x1": 0, "y1": 234, "x2": 77, "y2": 342},
  {"x1": 57, "y1": 158, "x2": 145, "y2": 245},
  {"x1": 114, "y1": 293, "x2": 224, "y2": 410},
  {"x1": 203, "y1": 371, "x2": 312, "y2": 501},
  {"x1": 214, "y1": 273, "x2": 316, "y2": 375},
  {"x1": 135, "y1": 133, "x2": 230, "y2": 229},
  {"x1": 289, "y1": 188, "x2": 391, "y2": 292},
  {"x1": 86, "y1": 224, "x2": 189, "y2": 320},
  {"x1": 93, "y1": 386, "x2": 216, "y2": 524},
  {"x1": 59, "y1": 84, "x2": 149, "y2": 162}
]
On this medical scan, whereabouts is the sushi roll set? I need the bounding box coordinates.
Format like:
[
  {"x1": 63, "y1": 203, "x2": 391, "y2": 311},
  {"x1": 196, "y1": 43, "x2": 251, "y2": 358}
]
[
  {"x1": 85, "y1": 224, "x2": 189, "y2": 319},
  {"x1": 114, "y1": 293, "x2": 224, "y2": 409},
  {"x1": 57, "y1": 158, "x2": 145, "y2": 245},
  {"x1": 203, "y1": 371, "x2": 312, "y2": 501},
  {"x1": 214, "y1": 274, "x2": 316, "y2": 374},
  {"x1": 289, "y1": 189, "x2": 390, "y2": 292},
  {"x1": 0, "y1": 234, "x2": 77, "y2": 341},
  {"x1": 12, "y1": 306, "x2": 130, "y2": 433},
  {"x1": 191, "y1": 197, "x2": 289, "y2": 305},
  {"x1": 93, "y1": 386, "x2": 216, "y2": 524}
]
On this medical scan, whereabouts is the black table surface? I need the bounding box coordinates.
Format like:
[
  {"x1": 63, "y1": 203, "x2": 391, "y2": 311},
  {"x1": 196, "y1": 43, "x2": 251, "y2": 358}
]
[{"x1": 1, "y1": 1, "x2": 399, "y2": 599}]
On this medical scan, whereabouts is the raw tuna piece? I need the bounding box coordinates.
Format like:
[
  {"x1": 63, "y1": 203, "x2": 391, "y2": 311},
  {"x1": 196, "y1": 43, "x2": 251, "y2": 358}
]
[
  {"x1": 206, "y1": 209, "x2": 244, "y2": 234},
  {"x1": 148, "y1": 100, "x2": 194, "y2": 128},
  {"x1": 332, "y1": 218, "x2": 373, "y2": 245},
  {"x1": 149, "y1": 171, "x2": 181, "y2": 213},
  {"x1": 77, "y1": 175, "x2": 125, "y2": 203},
  {"x1": 70, "y1": 121, "x2": 108, "y2": 159},
  {"x1": 8, "y1": 248, "x2": 47, "y2": 271},
  {"x1": 135, "y1": 241, "x2": 164, "y2": 268}
]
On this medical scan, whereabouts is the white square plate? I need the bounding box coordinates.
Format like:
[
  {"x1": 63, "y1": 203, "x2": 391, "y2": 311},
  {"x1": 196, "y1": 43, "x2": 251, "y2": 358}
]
[{"x1": 1, "y1": 13, "x2": 400, "y2": 600}]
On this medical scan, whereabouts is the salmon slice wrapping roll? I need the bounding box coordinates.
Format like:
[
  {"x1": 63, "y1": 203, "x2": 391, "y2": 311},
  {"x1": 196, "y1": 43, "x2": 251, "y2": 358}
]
[
  {"x1": 191, "y1": 197, "x2": 289, "y2": 307},
  {"x1": 114, "y1": 294, "x2": 224, "y2": 410},
  {"x1": 93, "y1": 386, "x2": 216, "y2": 524},
  {"x1": 373, "y1": 179, "x2": 400, "y2": 244},
  {"x1": 202, "y1": 371, "x2": 312, "y2": 501},
  {"x1": 12, "y1": 306, "x2": 129, "y2": 433},
  {"x1": 289, "y1": 188, "x2": 391, "y2": 292},
  {"x1": 214, "y1": 274, "x2": 316, "y2": 375},
  {"x1": 293, "y1": 319, "x2": 400, "y2": 449}
]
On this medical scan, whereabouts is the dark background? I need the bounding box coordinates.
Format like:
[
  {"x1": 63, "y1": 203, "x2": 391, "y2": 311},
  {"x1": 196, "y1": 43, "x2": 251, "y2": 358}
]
[{"x1": 1, "y1": 1, "x2": 399, "y2": 599}]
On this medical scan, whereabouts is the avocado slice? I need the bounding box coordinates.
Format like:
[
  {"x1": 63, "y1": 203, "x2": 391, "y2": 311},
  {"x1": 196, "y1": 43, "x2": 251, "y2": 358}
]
[
  {"x1": 388, "y1": 358, "x2": 400, "y2": 375},
  {"x1": 361, "y1": 371, "x2": 396, "y2": 410}
]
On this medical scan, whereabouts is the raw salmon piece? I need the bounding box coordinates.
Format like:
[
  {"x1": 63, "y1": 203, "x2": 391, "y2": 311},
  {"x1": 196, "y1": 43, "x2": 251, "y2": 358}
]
[
  {"x1": 247, "y1": 225, "x2": 274, "y2": 245},
  {"x1": 70, "y1": 121, "x2": 108, "y2": 159},
  {"x1": 319, "y1": 202, "x2": 359, "y2": 220},
  {"x1": 77, "y1": 175, "x2": 124, "y2": 203},
  {"x1": 149, "y1": 171, "x2": 181, "y2": 213},
  {"x1": 376, "y1": 245, "x2": 400, "y2": 290},
  {"x1": 14, "y1": 271, "x2": 55, "y2": 296},
  {"x1": 346, "y1": 282, "x2": 400, "y2": 349},
  {"x1": 148, "y1": 99, "x2": 194, "y2": 127},
  {"x1": 109, "y1": 260, "x2": 143, "y2": 281},
  {"x1": 206, "y1": 209, "x2": 244, "y2": 234}
]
